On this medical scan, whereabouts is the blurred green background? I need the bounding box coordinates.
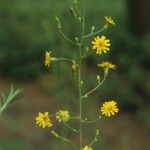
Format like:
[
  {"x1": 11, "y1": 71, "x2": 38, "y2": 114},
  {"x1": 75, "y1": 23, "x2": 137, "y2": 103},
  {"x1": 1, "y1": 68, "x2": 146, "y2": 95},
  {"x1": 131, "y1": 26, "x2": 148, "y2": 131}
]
[{"x1": 0, "y1": 0, "x2": 149, "y2": 149}]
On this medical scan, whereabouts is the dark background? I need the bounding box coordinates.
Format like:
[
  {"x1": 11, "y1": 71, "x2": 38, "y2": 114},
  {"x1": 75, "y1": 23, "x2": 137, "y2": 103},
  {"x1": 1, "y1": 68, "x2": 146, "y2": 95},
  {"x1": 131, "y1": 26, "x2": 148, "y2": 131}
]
[{"x1": 0, "y1": 0, "x2": 150, "y2": 149}]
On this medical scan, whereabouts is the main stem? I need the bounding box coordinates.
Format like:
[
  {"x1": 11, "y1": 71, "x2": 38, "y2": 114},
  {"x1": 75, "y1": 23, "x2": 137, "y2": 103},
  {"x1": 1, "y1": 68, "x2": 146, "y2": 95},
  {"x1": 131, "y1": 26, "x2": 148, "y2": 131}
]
[
  {"x1": 79, "y1": 10, "x2": 85, "y2": 150},
  {"x1": 78, "y1": 1, "x2": 86, "y2": 149},
  {"x1": 78, "y1": 57, "x2": 82, "y2": 150},
  {"x1": 78, "y1": 35, "x2": 84, "y2": 149}
]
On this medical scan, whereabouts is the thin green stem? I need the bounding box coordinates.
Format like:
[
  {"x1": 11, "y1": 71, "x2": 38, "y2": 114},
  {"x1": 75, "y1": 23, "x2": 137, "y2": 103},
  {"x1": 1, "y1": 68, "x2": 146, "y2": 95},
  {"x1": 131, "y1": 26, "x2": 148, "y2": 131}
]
[
  {"x1": 78, "y1": 63, "x2": 82, "y2": 150},
  {"x1": 89, "y1": 130, "x2": 99, "y2": 146},
  {"x1": 51, "y1": 130, "x2": 78, "y2": 150},
  {"x1": 59, "y1": 136, "x2": 78, "y2": 150},
  {"x1": 70, "y1": 116, "x2": 79, "y2": 120},
  {"x1": 82, "y1": 74, "x2": 107, "y2": 99},
  {"x1": 84, "y1": 116, "x2": 102, "y2": 124},
  {"x1": 83, "y1": 27, "x2": 106, "y2": 39},
  {"x1": 78, "y1": 1, "x2": 87, "y2": 149},
  {"x1": 60, "y1": 30, "x2": 79, "y2": 46},
  {"x1": 56, "y1": 58, "x2": 74, "y2": 63},
  {"x1": 64, "y1": 122, "x2": 79, "y2": 133},
  {"x1": 75, "y1": 6, "x2": 82, "y2": 18},
  {"x1": 72, "y1": 0, "x2": 83, "y2": 18}
]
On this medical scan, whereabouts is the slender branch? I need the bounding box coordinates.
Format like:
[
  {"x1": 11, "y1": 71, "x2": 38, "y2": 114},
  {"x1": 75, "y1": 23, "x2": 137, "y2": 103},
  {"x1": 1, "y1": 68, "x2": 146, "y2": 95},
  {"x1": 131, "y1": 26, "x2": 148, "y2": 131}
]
[
  {"x1": 64, "y1": 122, "x2": 79, "y2": 133},
  {"x1": 51, "y1": 130, "x2": 78, "y2": 150},
  {"x1": 60, "y1": 30, "x2": 79, "y2": 46},
  {"x1": 74, "y1": 5, "x2": 83, "y2": 18},
  {"x1": 82, "y1": 74, "x2": 107, "y2": 99},
  {"x1": 84, "y1": 116, "x2": 102, "y2": 124},
  {"x1": 72, "y1": 0, "x2": 83, "y2": 18},
  {"x1": 89, "y1": 130, "x2": 100, "y2": 147},
  {"x1": 70, "y1": 116, "x2": 79, "y2": 120},
  {"x1": 81, "y1": 51, "x2": 93, "y2": 59},
  {"x1": 56, "y1": 58, "x2": 74, "y2": 63},
  {"x1": 83, "y1": 27, "x2": 106, "y2": 39}
]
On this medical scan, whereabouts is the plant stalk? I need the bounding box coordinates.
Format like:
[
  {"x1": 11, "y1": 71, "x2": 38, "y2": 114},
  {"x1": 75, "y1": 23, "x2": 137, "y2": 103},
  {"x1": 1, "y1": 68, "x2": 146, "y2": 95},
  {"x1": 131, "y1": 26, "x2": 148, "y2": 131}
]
[{"x1": 78, "y1": 0, "x2": 86, "y2": 149}]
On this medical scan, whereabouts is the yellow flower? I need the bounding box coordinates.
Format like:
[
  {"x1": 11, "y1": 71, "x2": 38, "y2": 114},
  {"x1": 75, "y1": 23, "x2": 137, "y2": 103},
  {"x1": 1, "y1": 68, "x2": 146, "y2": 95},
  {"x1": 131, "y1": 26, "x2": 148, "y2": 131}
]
[
  {"x1": 105, "y1": 16, "x2": 116, "y2": 26},
  {"x1": 83, "y1": 146, "x2": 93, "y2": 150},
  {"x1": 92, "y1": 36, "x2": 111, "y2": 55},
  {"x1": 98, "y1": 61, "x2": 116, "y2": 70},
  {"x1": 56, "y1": 110, "x2": 70, "y2": 122},
  {"x1": 45, "y1": 51, "x2": 52, "y2": 67},
  {"x1": 35, "y1": 112, "x2": 53, "y2": 128},
  {"x1": 101, "y1": 101, "x2": 119, "y2": 117}
]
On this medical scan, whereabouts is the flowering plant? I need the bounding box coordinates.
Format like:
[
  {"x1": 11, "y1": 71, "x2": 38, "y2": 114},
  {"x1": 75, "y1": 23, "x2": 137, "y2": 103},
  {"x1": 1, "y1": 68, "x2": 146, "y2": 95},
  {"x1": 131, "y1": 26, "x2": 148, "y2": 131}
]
[{"x1": 35, "y1": 0, "x2": 119, "y2": 149}]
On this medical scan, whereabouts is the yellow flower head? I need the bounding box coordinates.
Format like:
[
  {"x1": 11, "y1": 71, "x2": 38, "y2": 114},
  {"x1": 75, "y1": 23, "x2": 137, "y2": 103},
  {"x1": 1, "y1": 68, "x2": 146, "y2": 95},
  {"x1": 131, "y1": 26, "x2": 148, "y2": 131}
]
[
  {"x1": 98, "y1": 61, "x2": 116, "y2": 70},
  {"x1": 45, "y1": 51, "x2": 52, "y2": 67},
  {"x1": 35, "y1": 112, "x2": 53, "y2": 128},
  {"x1": 92, "y1": 36, "x2": 111, "y2": 55},
  {"x1": 56, "y1": 110, "x2": 70, "y2": 122},
  {"x1": 83, "y1": 146, "x2": 93, "y2": 150},
  {"x1": 101, "y1": 101, "x2": 119, "y2": 117},
  {"x1": 105, "y1": 16, "x2": 116, "y2": 26}
]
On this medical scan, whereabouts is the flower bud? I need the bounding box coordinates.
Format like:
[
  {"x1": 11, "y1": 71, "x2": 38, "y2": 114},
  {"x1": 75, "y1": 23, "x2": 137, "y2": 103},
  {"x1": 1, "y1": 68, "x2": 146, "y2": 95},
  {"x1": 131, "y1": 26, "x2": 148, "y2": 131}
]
[
  {"x1": 78, "y1": 17, "x2": 82, "y2": 23},
  {"x1": 103, "y1": 24, "x2": 108, "y2": 29},
  {"x1": 74, "y1": 0, "x2": 77, "y2": 5},
  {"x1": 85, "y1": 47, "x2": 89, "y2": 53},
  {"x1": 96, "y1": 129, "x2": 100, "y2": 136},
  {"x1": 96, "y1": 75, "x2": 100, "y2": 83},
  {"x1": 55, "y1": 17, "x2": 62, "y2": 29},
  {"x1": 51, "y1": 130, "x2": 59, "y2": 138},
  {"x1": 80, "y1": 81, "x2": 84, "y2": 85},
  {"x1": 91, "y1": 26, "x2": 95, "y2": 33},
  {"x1": 72, "y1": 63, "x2": 77, "y2": 76},
  {"x1": 75, "y1": 37, "x2": 79, "y2": 43},
  {"x1": 70, "y1": 7, "x2": 77, "y2": 18}
]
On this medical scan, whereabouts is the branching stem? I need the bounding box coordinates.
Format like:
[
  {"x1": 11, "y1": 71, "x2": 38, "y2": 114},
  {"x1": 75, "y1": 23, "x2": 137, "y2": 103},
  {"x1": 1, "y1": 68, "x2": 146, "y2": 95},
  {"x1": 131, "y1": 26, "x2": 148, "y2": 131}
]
[
  {"x1": 84, "y1": 116, "x2": 102, "y2": 124},
  {"x1": 60, "y1": 30, "x2": 79, "y2": 46},
  {"x1": 64, "y1": 122, "x2": 79, "y2": 133},
  {"x1": 82, "y1": 74, "x2": 107, "y2": 99},
  {"x1": 56, "y1": 58, "x2": 74, "y2": 63},
  {"x1": 51, "y1": 130, "x2": 78, "y2": 150},
  {"x1": 83, "y1": 27, "x2": 106, "y2": 39}
]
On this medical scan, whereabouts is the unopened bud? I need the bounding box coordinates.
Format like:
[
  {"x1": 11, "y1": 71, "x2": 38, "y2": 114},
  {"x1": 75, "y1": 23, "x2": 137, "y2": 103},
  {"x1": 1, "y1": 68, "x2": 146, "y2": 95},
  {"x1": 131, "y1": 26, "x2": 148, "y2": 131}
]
[
  {"x1": 96, "y1": 75, "x2": 100, "y2": 83},
  {"x1": 70, "y1": 7, "x2": 77, "y2": 18},
  {"x1": 80, "y1": 81, "x2": 84, "y2": 85},
  {"x1": 55, "y1": 17, "x2": 62, "y2": 29},
  {"x1": 51, "y1": 130, "x2": 59, "y2": 138},
  {"x1": 103, "y1": 24, "x2": 108, "y2": 29},
  {"x1": 74, "y1": 0, "x2": 77, "y2": 5},
  {"x1": 85, "y1": 47, "x2": 89, "y2": 52},
  {"x1": 98, "y1": 115, "x2": 102, "y2": 119},
  {"x1": 96, "y1": 129, "x2": 100, "y2": 136},
  {"x1": 72, "y1": 63, "x2": 77, "y2": 76},
  {"x1": 91, "y1": 26, "x2": 95, "y2": 33},
  {"x1": 75, "y1": 37, "x2": 79, "y2": 43},
  {"x1": 78, "y1": 17, "x2": 82, "y2": 23}
]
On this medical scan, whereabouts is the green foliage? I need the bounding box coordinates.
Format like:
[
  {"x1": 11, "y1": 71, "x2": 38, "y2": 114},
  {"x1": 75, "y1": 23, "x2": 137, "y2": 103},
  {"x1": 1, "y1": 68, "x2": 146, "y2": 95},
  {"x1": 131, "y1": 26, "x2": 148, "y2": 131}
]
[{"x1": 0, "y1": 85, "x2": 22, "y2": 115}]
